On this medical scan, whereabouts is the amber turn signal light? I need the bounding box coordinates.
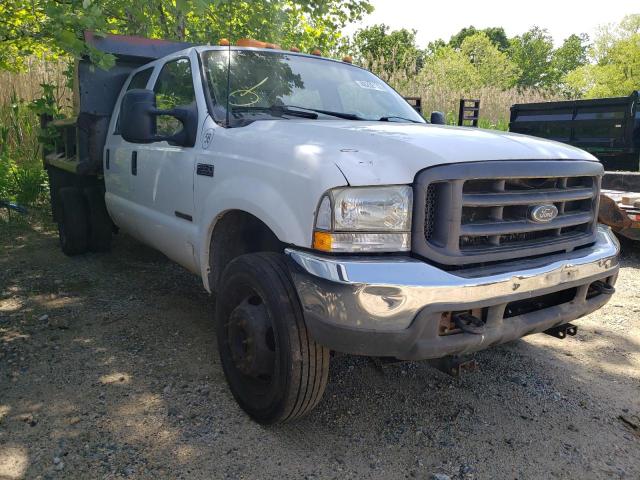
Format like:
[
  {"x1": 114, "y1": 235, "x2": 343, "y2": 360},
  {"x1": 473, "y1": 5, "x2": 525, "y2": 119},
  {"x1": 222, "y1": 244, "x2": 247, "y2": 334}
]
[{"x1": 312, "y1": 231, "x2": 333, "y2": 252}]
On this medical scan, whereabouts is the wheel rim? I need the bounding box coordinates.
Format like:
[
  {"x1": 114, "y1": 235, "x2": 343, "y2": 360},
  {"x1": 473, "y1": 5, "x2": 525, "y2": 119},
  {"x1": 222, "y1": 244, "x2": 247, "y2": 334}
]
[{"x1": 226, "y1": 293, "x2": 276, "y2": 383}]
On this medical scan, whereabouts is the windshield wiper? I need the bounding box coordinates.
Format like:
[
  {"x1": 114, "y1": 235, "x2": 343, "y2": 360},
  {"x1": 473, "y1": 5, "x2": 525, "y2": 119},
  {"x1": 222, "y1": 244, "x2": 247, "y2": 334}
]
[
  {"x1": 378, "y1": 115, "x2": 422, "y2": 123},
  {"x1": 231, "y1": 104, "x2": 365, "y2": 121},
  {"x1": 231, "y1": 105, "x2": 318, "y2": 119},
  {"x1": 282, "y1": 105, "x2": 365, "y2": 121}
]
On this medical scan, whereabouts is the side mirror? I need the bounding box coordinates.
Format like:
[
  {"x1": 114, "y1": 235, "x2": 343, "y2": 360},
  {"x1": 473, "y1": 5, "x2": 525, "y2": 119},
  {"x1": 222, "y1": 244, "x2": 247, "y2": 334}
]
[
  {"x1": 430, "y1": 111, "x2": 446, "y2": 125},
  {"x1": 120, "y1": 89, "x2": 198, "y2": 147}
]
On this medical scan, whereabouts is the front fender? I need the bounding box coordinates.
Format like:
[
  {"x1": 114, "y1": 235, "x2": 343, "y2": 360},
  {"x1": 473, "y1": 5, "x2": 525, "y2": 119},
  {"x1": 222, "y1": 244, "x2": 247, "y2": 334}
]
[{"x1": 195, "y1": 174, "x2": 344, "y2": 292}]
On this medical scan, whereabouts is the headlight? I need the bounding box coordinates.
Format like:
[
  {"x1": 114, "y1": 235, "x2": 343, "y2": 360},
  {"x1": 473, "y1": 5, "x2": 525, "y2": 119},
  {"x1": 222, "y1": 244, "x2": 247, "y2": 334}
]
[{"x1": 313, "y1": 186, "x2": 412, "y2": 252}]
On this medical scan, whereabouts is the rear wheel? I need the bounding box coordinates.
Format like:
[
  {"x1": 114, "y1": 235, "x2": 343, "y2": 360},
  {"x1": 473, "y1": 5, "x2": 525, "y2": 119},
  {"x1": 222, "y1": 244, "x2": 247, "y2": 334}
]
[
  {"x1": 215, "y1": 252, "x2": 330, "y2": 424},
  {"x1": 58, "y1": 187, "x2": 89, "y2": 256},
  {"x1": 84, "y1": 186, "x2": 112, "y2": 252}
]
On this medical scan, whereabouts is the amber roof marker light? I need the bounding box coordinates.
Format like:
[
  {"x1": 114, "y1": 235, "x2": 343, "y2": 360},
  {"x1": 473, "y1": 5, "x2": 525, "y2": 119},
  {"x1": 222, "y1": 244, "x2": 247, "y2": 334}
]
[{"x1": 236, "y1": 38, "x2": 281, "y2": 49}]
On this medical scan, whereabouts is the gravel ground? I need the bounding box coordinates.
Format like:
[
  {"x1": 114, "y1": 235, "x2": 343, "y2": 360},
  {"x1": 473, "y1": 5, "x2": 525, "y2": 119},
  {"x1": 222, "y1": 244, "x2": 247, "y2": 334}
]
[{"x1": 1, "y1": 213, "x2": 639, "y2": 480}]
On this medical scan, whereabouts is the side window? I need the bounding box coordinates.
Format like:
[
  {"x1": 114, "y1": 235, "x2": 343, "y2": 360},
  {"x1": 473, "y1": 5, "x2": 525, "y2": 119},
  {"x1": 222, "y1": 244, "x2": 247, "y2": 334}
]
[
  {"x1": 114, "y1": 68, "x2": 153, "y2": 134},
  {"x1": 153, "y1": 58, "x2": 196, "y2": 137},
  {"x1": 128, "y1": 68, "x2": 153, "y2": 90}
]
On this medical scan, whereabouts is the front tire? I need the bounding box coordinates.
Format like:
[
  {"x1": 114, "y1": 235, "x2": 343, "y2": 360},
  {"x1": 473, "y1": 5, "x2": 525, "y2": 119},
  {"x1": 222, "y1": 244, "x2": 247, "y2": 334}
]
[{"x1": 216, "y1": 252, "x2": 330, "y2": 424}]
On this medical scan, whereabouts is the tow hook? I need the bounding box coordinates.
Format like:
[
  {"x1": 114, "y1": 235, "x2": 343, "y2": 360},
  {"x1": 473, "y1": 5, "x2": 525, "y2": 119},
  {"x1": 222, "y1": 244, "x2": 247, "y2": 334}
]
[
  {"x1": 589, "y1": 280, "x2": 616, "y2": 296},
  {"x1": 544, "y1": 323, "x2": 578, "y2": 339},
  {"x1": 453, "y1": 312, "x2": 486, "y2": 335}
]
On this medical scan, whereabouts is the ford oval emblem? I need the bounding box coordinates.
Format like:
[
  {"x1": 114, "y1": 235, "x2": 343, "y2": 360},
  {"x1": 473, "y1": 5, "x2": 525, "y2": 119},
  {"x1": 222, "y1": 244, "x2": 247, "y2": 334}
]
[{"x1": 530, "y1": 204, "x2": 558, "y2": 223}]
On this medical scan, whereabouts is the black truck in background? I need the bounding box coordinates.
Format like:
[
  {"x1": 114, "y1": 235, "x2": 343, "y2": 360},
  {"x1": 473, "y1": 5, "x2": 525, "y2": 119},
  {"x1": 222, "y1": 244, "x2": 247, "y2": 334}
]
[
  {"x1": 510, "y1": 91, "x2": 640, "y2": 171},
  {"x1": 510, "y1": 92, "x2": 640, "y2": 242}
]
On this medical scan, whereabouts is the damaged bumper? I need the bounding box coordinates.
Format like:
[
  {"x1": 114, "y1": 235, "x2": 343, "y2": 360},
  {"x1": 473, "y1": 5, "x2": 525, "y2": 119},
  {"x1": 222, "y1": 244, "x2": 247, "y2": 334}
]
[{"x1": 286, "y1": 226, "x2": 620, "y2": 360}]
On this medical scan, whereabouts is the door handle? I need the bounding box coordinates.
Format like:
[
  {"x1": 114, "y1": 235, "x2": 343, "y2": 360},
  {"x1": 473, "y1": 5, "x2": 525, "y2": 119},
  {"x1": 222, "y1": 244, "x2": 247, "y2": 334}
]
[{"x1": 131, "y1": 151, "x2": 137, "y2": 176}]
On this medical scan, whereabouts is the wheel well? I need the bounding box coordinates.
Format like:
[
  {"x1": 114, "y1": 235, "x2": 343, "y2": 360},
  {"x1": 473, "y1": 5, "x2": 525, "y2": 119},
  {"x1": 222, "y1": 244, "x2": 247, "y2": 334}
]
[{"x1": 208, "y1": 210, "x2": 284, "y2": 293}]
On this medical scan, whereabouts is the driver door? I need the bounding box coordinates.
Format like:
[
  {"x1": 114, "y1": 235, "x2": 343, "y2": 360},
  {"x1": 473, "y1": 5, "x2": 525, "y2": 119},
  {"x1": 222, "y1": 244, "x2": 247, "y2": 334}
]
[{"x1": 131, "y1": 56, "x2": 199, "y2": 271}]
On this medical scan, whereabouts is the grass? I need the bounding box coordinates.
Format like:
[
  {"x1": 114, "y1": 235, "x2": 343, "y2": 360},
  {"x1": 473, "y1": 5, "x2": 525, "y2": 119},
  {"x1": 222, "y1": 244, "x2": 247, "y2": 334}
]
[
  {"x1": 366, "y1": 53, "x2": 563, "y2": 128},
  {"x1": 382, "y1": 73, "x2": 560, "y2": 129},
  {"x1": 0, "y1": 59, "x2": 68, "y2": 207}
]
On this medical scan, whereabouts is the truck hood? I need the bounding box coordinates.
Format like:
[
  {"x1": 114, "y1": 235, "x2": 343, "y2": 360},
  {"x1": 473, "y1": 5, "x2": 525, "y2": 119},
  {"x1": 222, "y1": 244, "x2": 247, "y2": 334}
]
[{"x1": 254, "y1": 120, "x2": 597, "y2": 186}]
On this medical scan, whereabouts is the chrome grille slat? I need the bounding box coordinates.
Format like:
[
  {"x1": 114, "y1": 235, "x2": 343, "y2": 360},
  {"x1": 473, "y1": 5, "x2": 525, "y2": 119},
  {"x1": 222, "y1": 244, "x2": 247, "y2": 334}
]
[
  {"x1": 462, "y1": 187, "x2": 594, "y2": 207},
  {"x1": 460, "y1": 212, "x2": 593, "y2": 236},
  {"x1": 412, "y1": 161, "x2": 603, "y2": 266}
]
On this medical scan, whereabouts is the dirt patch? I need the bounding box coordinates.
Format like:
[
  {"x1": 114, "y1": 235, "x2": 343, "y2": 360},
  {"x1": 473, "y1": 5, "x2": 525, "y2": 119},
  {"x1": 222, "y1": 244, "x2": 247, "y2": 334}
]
[{"x1": 1, "y1": 214, "x2": 639, "y2": 479}]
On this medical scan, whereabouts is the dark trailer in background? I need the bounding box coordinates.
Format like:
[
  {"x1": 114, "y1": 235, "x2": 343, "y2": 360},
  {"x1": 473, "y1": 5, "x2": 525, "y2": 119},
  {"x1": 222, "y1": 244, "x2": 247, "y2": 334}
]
[{"x1": 509, "y1": 91, "x2": 640, "y2": 172}]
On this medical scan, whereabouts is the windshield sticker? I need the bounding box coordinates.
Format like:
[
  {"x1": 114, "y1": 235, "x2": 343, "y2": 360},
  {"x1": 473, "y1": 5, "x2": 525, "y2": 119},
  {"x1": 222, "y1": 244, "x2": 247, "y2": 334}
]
[{"x1": 355, "y1": 80, "x2": 385, "y2": 91}]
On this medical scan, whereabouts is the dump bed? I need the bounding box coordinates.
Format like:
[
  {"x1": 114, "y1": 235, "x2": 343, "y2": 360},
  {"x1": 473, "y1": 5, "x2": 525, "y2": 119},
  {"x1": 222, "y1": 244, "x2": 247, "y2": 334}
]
[
  {"x1": 43, "y1": 32, "x2": 193, "y2": 176},
  {"x1": 510, "y1": 92, "x2": 640, "y2": 171}
]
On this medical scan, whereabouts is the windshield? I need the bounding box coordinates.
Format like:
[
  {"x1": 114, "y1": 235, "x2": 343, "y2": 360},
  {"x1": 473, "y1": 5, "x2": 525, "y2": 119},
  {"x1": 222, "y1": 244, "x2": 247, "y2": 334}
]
[{"x1": 201, "y1": 49, "x2": 425, "y2": 125}]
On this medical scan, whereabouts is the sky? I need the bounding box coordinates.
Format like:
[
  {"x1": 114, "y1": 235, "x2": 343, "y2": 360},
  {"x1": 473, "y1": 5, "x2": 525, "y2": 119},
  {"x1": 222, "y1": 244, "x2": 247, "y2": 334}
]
[{"x1": 343, "y1": 0, "x2": 639, "y2": 47}]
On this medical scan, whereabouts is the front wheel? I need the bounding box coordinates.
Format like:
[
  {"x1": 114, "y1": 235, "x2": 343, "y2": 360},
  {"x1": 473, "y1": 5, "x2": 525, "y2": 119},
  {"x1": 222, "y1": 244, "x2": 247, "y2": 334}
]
[{"x1": 215, "y1": 252, "x2": 330, "y2": 424}]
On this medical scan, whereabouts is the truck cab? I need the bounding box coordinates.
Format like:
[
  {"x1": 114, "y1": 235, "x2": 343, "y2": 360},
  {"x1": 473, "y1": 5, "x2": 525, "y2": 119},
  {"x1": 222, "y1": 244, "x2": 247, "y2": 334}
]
[{"x1": 44, "y1": 34, "x2": 620, "y2": 424}]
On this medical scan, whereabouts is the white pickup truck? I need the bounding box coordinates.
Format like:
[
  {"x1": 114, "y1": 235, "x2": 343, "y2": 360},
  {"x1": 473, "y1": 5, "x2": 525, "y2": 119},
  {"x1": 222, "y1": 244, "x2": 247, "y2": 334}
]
[{"x1": 43, "y1": 33, "x2": 620, "y2": 424}]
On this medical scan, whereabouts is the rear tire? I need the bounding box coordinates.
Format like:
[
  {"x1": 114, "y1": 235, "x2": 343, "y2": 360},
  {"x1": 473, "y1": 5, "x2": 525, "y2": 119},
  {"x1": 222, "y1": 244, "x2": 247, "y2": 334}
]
[
  {"x1": 215, "y1": 252, "x2": 330, "y2": 424},
  {"x1": 84, "y1": 186, "x2": 112, "y2": 252},
  {"x1": 58, "y1": 187, "x2": 89, "y2": 256}
]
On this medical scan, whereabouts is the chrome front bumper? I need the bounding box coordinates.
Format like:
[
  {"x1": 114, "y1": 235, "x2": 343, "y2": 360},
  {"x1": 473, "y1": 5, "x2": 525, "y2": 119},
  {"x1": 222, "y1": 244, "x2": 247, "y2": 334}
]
[{"x1": 286, "y1": 226, "x2": 620, "y2": 359}]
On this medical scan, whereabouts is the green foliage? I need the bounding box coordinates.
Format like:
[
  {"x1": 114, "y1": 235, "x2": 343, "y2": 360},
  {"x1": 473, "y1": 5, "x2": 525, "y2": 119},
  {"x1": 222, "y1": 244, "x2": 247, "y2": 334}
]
[
  {"x1": 460, "y1": 33, "x2": 520, "y2": 88},
  {"x1": 349, "y1": 24, "x2": 423, "y2": 77},
  {"x1": 564, "y1": 14, "x2": 640, "y2": 98},
  {"x1": 420, "y1": 46, "x2": 480, "y2": 91},
  {"x1": 551, "y1": 34, "x2": 589, "y2": 79},
  {"x1": 418, "y1": 33, "x2": 519, "y2": 91},
  {"x1": 426, "y1": 25, "x2": 592, "y2": 94},
  {"x1": 508, "y1": 27, "x2": 555, "y2": 88},
  {"x1": 0, "y1": 0, "x2": 373, "y2": 72},
  {"x1": 0, "y1": 90, "x2": 49, "y2": 205},
  {"x1": 449, "y1": 26, "x2": 509, "y2": 52}
]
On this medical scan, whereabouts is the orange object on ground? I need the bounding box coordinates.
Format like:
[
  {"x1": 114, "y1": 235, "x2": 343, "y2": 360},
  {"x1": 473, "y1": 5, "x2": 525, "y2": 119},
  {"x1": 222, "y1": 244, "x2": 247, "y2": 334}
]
[
  {"x1": 311, "y1": 49, "x2": 322, "y2": 56},
  {"x1": 219, "y1": 38, "x2": 230, "y2": 46}
]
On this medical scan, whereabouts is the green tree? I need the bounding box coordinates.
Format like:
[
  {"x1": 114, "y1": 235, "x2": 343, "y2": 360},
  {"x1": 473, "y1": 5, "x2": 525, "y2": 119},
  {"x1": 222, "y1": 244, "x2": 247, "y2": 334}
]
[
  {"x1": 509, "y1": 26, "x2": 555, "y2": 88},
  {"x1": 420, "y1": 45, "x2": 481, "y2": 91},
  {"x1": 0, "y1": 0, "x2": 373, "y2": 71},
  {"x1": 426, "y1": 38, "x2": 446, "y2": 56},
  {"x1": 551, "y1": 33, "x2": 589, "y2": 81},
  {"x1": 449, "y1": 25, "x2": 509, "y2": 51},
  {"x1": 564, "y1": 14, "x2": 640, "y2": 98},
  {"x1": 349, "y1": 23, "x2": 423, "y2": 76},
  {"x1": 460, "y1": 32, "x2": 519, "y2": 88}
]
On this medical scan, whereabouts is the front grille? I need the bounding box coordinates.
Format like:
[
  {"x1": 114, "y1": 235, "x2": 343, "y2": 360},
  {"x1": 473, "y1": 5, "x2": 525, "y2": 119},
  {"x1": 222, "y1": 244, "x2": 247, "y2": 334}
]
[
  {"x1": 412, "y1": 161, "x2": 602, "y2": 265},
  {"x1": 424, "y1": 184, "x2": 438, "y2": 241}
]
